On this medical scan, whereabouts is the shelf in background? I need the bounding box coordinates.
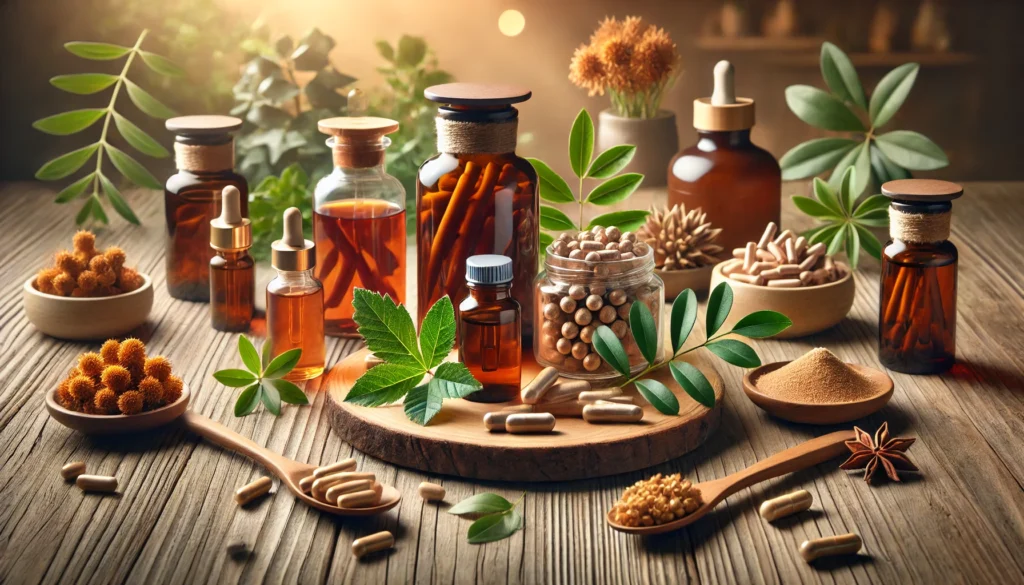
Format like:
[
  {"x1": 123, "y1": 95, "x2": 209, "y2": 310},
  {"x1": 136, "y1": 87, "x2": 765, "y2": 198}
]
[
  {"x1": 767, "y1": 51, "x2": 977, "y2": 67},
  {"x1": 693, "y1": 36, "x2": 826, "y2": 52}
]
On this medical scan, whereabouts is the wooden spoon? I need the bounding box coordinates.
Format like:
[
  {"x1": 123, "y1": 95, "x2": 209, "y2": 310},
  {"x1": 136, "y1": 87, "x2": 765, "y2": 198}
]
[{"x1": 606, "y1": 430, "x2": 854, "y2": 535}]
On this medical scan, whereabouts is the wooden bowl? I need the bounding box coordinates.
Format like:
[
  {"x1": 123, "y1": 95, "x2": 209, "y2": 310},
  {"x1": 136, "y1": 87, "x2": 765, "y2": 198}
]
[
  {"x1": 709, "y1": 261, "x2": 854, "y2": 338},
  {"x1": 659, "y1": 265, "x2": 715, "y2": 300},
  {"x1": 743, "y1": 361, "x2": 893, "y2": 424},
  {"x1": 45, "y1": 382, "x2": 192, "y2": 435},
  {"x1": 23, "y1": 273, "x2": 154, "y2": 340}
]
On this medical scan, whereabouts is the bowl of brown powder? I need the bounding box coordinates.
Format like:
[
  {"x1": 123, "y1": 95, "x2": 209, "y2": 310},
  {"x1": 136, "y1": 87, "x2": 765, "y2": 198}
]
[{"x1": 743, "y1": 348, "x2": 893, "y2": 424}]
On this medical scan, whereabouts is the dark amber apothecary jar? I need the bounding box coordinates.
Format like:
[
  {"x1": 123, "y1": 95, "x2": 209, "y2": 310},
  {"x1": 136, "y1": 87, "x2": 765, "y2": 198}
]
[{"x1": 417, "y1": 83, "x2": 538, "y2": 342}]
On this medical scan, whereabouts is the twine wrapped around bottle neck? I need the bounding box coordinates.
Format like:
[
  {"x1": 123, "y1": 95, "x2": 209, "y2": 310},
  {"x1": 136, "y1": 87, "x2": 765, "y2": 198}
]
[
  {"x1": 890, "y1": 207, "x2": 951, "y2": 243},
  {"x1": 436, "y1": 117, "x2": 517, "y2": 154},
  {"x1": 174, "y1": 141, "x2": 234, "y2": 173}
]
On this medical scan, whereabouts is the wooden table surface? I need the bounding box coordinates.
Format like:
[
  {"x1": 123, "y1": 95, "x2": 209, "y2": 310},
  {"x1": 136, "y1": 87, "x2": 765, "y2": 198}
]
[{"x1": 1, "y1": 181, "x2": 1022, "y2": 585}]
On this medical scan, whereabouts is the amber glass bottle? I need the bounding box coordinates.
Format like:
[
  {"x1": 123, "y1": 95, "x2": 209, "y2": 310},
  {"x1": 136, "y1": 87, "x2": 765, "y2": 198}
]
[
  {"x1": 878, "y1": 179, "x2": 962, "y2": 374},
  {"x1": 209, "y1": 185, "x2": 254, "y2": 331},
  {"x1": 667, "y1": 61, "x2": 780, "y2": 252},
  {"x1": 459, "y1": 255, "x2": 521, "y2": 403},
  {"x1": 417, "y1": 83, "x2": 538, "y2": 343},
  {"x1": 267, "y1": 207, "x2": 326, "y2": 381},
  {"x1": 314, "y1": 117, "x2": 406, "y2": 337},
  {"x1": 165, "y1": 115, "x2": 248, "y2": 301}
]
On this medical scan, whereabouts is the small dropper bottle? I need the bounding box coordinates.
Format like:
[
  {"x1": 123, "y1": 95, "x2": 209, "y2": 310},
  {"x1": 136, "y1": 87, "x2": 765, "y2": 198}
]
[
  {"x1": 209, "y1": 185, "x2": 254, "y2": 331},
  {"x1": 267, "y1": 207, "x2": 326, "y2": 381},
  {"x1": 458, "y1": 255, "x2": 522, "y2": 403}
]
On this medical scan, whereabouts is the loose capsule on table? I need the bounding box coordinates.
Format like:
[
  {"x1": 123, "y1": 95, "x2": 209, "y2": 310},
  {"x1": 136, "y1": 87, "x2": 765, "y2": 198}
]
[
  {"x1": 505, "y1": 413, "x2": 556, "y2": 434},
  {"x1": 759, "y1": 489, "x2": 813, "y2": 521},
  {"x1": 234, "y1": 476, "x2": 272, "y2": 506},
  {"x1": 520, "y1": 367, "x2": 560, "y2": 404},
  {"x1": 61, "y1": 461, "x2": 86, "y2": 480},
  {"x1": 582, "y1": 403, "x2": 643, "y2": 423},
  {"x1": 313, "y1": 458, "x2": 357, "y2": 478},
  {"x1": 799, "y1": 533, "x2": 862, "y2": 563},
  {"x1": 418, "y1": 482, "x2": 445, "y2": 502},
  {"x1": 352, "y1": 531, "x2": 394, "y2": 559},
  {"x1": 76, "y1": 474, "x2": 117, "y2": 493}
]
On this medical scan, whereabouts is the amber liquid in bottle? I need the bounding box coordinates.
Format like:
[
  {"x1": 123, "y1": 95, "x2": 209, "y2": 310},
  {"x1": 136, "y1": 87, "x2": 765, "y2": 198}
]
[
  {"x1": 267, "y1": 270, "x2": 326, "y2": 381},
  {"x1": 210, "y1": 250, "x2": 255, "y2": 332},
  {"x1": 314, "y1": 199, "x2": 405, "y2": 336},
  {"x1": 459, "y1": 282, "x2": 521, "y2": 403}
]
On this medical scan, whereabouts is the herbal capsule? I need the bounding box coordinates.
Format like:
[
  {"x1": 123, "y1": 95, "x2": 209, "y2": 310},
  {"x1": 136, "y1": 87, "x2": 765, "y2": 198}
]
[
  {"x1": 594, "y1": 397, "x2": 634, "y2": 405},
  {"x1": 352, "y1": 531, "x2": 394, "y2": 558},
  {"x1": 799, "y1": 533, "x2": 862, "y2": 563},
  {"x1": 533, "y1": 400, "x2": 585, "y2": 418},
  {"x1": 234, "y1": 476, "x2": 272, "y2": 506},
  {"x1": 299, "y1": 475, "x2": 315, "y2": 493},
  {"x1": 505, "y1": 413, "x2": 556, "y2": 433},
  {"x1": 578, "y1": 388, "x2": 623, "y2": 402},
  {"x1": 76, "y1": 474, "x2": 117, "y2": 493},
  {"x1": 520, "y1": 367, "x2": 560, "y2": 404},
  {"x1": 582, "y1": 403, "x2": 643, "y2": 423},
  {"x1": 61, "y1": 461, "x2": 86, "y2": 480},
  {"x1": 338, "y1": 486, "x2": 382, "y2": 508},
  {"x1": 312, "y1": 471, "x2": 375, "y2": 501},
  {"x1": 313, "y1": 458, "x2": 357, "y2": 478},
  {"x1": 541, "y1": 380, "x2": 591, "y2": 404},
  {"x1": 418, "y1": 482, "x2": 445, "y2": 501},
  {"x1": 759, "y1": 489, "x2": 813, "y2": 521},
  {"x1": 325, "y1": 479, "x2": 374, "y2": 505}
]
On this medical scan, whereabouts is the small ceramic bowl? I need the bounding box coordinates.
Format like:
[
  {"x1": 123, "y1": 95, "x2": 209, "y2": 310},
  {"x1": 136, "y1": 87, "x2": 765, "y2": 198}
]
[
  {"x1": 708, "y1": 261, "x2": 854, "y2": 338},
  {"x1": 659, "y1": 265, "x2": 715, "y2": 300},
  {"x1": 23, "y1": 273, "x2": 154, "y2": 340},
  {"x1": 45, "y1": 382, "x2": 191, "y2": 435},
  {"x1": 743, "y1": 361, "x2": 893, "y2": 424}
]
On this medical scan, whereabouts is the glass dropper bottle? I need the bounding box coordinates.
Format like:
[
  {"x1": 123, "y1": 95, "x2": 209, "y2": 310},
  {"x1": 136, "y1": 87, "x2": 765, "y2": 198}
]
[{"x1": 209, "y1": 185, "x2": 254, "y2": 332}]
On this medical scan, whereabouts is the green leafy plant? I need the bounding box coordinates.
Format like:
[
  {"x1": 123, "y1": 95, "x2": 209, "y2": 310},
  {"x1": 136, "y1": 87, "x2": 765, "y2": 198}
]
[
  {"x1": 449, "y1": 492, "x2": 525, "y2": 544},
  {"x1": 792, "y1": 167, "x2": 888, "y2": 270},
  {"x1": 592, "y1": 282, "x2": 791, "y2": 413},
  {"x1": 528, "y1": 109, "x2": 648, "y2": 249},
  {"x1": 247, "y1": 163, "x2": 313, "y2": 262},
  {"x1": 213, "y1": 336, "x2": 310, "y2": 417},
  {"x1": 781, "y1": 42, "x2": 948, "y2": 198},
  {"x1": 343, "y1": 290, "x2": 481, "y2": 425},
  {"x1": 34, "y1": 29, "x2": 181, "y2": 225}
]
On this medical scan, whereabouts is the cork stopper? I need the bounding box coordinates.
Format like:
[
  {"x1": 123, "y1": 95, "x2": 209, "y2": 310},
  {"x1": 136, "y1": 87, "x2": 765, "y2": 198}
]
[
  {"x1": 165, "y1": 115, "x2": 242, "y2": 143},
  {"x1": 424, "y1": 83, "x2": 531, "y2": 106},
  {"x1": 693, "y1": 61, "x2": 755, "y2": 131},
  {"x1": 210, "y1": 186, "x2": 251, "y2": 251},
  {"x1": 271, "y1": 207, "x2": 315, "y2": 271},
  {"x1": 883, "y1": 179, "x2": 962, "y2": 243},
  {"x1": 166, "y1": 115, "x2": 242, "y2": 172},
  {"x1": 318, "y1": 116, "x2": 398, "y2": 168}
]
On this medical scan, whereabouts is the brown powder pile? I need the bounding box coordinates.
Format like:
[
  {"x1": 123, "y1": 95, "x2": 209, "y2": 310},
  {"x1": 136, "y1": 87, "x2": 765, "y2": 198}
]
[{"x1": 758, "y1": 348, "x2": 877, "y2": 404}]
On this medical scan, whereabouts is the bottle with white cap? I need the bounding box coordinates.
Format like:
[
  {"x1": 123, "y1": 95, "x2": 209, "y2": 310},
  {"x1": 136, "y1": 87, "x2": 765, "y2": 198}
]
[
  {"x1": 209, "y1": 185, "x2": 254, "y2": 331},
  {"x1": 458, "y1": 254, "x2": 521, "y2": 403},
  {"x1": 266, "y1": 207, "x2": 325, "y2": 381}
]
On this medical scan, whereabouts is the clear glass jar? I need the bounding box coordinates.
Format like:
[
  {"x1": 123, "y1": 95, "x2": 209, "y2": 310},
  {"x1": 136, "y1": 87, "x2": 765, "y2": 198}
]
[{"x1": 533, "y1": 247, "x2": 664, "y2": 380}]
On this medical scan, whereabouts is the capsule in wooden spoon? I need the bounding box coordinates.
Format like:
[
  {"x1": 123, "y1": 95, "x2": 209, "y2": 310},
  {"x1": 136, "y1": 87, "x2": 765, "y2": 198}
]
[{"x1": 313, "y1": 458, "x2": 356, "y2": 478}]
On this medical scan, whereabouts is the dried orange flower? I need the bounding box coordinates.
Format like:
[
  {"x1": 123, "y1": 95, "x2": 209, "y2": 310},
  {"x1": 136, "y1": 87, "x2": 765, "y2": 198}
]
[
  {"x1": 53, "y1": 273, "x2": 76, "y2": 296},
  {"x1": 68, "y1": 375, "x2": 97, "y2": 404},
  {"x1": 94, "y1": 388, "x2": 118, "y2": 414},
  {"x1": 119, "y1": 267, "x2": 144, "y2": 292},
  {"x1": 104, "y1": 246, "x2": 126, "y2": 273},
  {"x1": 117, "y1": 390, "x2": 144, "y2": 415},
  {"x1": 144, "y1": 356, "x2": 173, "y2": 382},
  {"x1": 163, "y1": 375, "x2": 184, "y2": 404},
  {"x1": 77, "y1": 271, "x2": 99, "y2": 294},
  {"x1": 101, "y1": 365, "x2": 132, "y2": 394},
  {"x1": 73, "y1": 230, "x2": 96, "y2": 253},
  {"x1": 78, "y1": 353, "x2": 104, "y2": 379},
  {"x1": 118, "y1": 338, "x2": 146, "y2": 369},
  {"x1": 35, "y1": 268, "x2": 60, "y2": 294},
  {"x1": 35, "y1": 232, "x2": 138, "y2": 297},
  {"x1": 569, "y1": 44, "x2": 606, "y2": 96},
  {"x1": 100, "y1": 339, "x2": 120, "y2": 364},
  {"x1": 138, "y1": 376, "x2": 165, "y2": 409},
  {"x1": 54, "y1": 251, "x2": 82, "y2": 276},
  {"x1": 56, "y1": 379, "x2": 75, "y2": 408}
]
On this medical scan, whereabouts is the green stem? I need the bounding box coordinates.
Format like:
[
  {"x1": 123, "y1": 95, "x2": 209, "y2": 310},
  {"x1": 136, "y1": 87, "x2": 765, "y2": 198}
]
[
  {"x1": 619, "y1": 330, "x2": 733, "y2": 388},
  {"x1": 92, "y1": 29, "x2": 148, "y2": 200},
  {"x1": 578, "y1": 175, "x2": 584, "y2": 230}
]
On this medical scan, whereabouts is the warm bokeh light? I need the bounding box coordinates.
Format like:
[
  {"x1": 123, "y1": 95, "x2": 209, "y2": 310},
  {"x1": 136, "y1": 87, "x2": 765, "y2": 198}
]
[{"x1": 498, "y1": 9, "x2": 525, "y2": 37}]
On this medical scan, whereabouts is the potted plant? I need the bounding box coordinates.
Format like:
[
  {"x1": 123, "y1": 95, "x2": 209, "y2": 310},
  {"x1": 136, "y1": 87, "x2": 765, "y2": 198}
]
[{"x1": 569, "y1": 16, "x2": 681, "y2": 186}]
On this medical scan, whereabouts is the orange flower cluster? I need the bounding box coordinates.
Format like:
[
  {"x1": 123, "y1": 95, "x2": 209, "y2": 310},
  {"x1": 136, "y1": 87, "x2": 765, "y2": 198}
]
[
  {"x1": 56, "y1": 338, "x2": 184, "y2": 416},
  {"x1": 34, "y1": 230, "x2": 143, "y2": 297}
]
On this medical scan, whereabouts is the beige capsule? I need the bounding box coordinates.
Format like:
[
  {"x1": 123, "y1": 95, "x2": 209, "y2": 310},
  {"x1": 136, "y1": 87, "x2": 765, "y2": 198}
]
[
  {"x1": 352, "y1": 531, "x2": 394, "y2": 559},
  {"x1": 505, "y1": 413, "x2": 556, "y2": 433},
  {"x1": 785, "y1": 239, "x2": 797, "y2": 263},
  {"x1": 541, "y1": 379, "x2": 591, "y2": 404},
  {"x1": 312, "y1": 471, "x2": 375, "y2": 501},
  {"x1": 767, "y1": 241, "x2": 787, "y2": 263},
  {"x1": 799, "y1": 533, "x2": 862, "y2": 563},
  {"x1": 759, "y1": 489, "x2": 813, "y2": 521},
  {"x1": 520, "y1": 366, "x2": 560, "y2": 404},
  {"x1": 582, "y1": 403, "x2": 643, "y2": 423},
  {"x1": 721, "y1": 258, "x2": 744, "y2": 276},
  {"x1": 595, "y1": 397, "x2": 634, "y2": 405},
  {"x1": 299, "y1": 475, "x2": 315, "y2": 493},
  {"x1": 61, "y1": 461, "x2": 86, "y2": 480},
  {"x1": 483, "y1": 408, "x2": 531, "y2": 431},
  {"x1": 326, "y1": 479, "x2": 375, "y2": 504},
  {"x1": 793, "y1": 236, "x2": 807, "y2": 258},
  {"x1": 773, "y1": 229, "x2": 795, "y2": 246},
  {"x1": 234, "y1": 476, "x2": 273, "y2": 506},
  {"x1": 76, "y1": 474, "x2": 117, "y2": 493},
  {"x1": 777, "y1": 264, "x2": 802, "y2": 276},
  {"x1": 338, "y1": 484, "x2": 384, "y2": 508},
  {"x1": 580, "y1": 240, "x2": 604, "y2": 251},
  {"x1": 757, "y1": 222, "x2": 778, "y2": 249},
  {"x1": 729, "y1": 273, "x2": 764, "y2": 286},
  {"x1": 313, "y1": 458, "x2": 357, "y2": 478},
  {"x1": 534, "y1": 400, "x2": 585, "y2": 418},
  {"x1": 747, "y1": 261, "x2": 777, "y2": 275},
  {"x1": 767, "y1": 278, "x2": 803, "y2": 288},
  {"x1": 578, "y1": 388, "x2": 623, "y2": 402},
  {"x1": 418, "y1": 482, "x2": 445, "y2": 501}
]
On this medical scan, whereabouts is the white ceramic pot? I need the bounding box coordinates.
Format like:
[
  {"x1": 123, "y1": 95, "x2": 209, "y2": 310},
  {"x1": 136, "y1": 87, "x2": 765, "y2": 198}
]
[{"x1": 597, "y1": 109, "x2": 679, "y2": 187}]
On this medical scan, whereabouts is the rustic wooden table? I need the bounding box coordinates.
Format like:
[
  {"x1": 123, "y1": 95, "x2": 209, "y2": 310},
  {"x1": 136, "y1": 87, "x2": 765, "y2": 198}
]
[{"x1": 1, "y1": 181, "x2": 1022, "y2": 585}]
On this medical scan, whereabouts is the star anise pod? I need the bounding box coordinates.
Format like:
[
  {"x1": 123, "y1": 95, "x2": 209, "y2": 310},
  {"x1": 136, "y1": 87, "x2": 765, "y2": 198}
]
[{"x1": 839, "y1": 422, "x2": 918, "y2": 484}]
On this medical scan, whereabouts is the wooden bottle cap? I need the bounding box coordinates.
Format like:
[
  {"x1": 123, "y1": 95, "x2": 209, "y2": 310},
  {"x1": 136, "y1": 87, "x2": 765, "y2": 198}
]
[
  {"x1": 317, "y1": 117, "x2": 399, "y2": 139},
  {"x1": 881, "y1": 179, "x2": 963, "y2": 203},
  {"x1": 165, "y1": 115, "x2": 243, "y2": 135},
  {"x1": 424, "y1": 83, "x2": 531, "y2": 106},
  {"x1": 693, "y1": 61, "x2": 755, "y2": 131}
]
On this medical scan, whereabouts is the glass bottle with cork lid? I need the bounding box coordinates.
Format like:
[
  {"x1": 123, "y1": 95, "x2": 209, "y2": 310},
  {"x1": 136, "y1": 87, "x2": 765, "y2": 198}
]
[
  {"x1": 878, "y1": 179, "x2": 962, "y2": 374},
  {"x1": 417, "y1": 83, "x2": 538, "y2": 343},
  {"x1": 267, "y1": 207, "x2": 326, "y2": 381},
  {"x1": 314, "y1": 116, "x2": 406, "y2": 337},
  {"x1": 459, "y1": 254, "x2": 522, "y2": 403},
  {"x1": 209, "y1": 185, "x2": 254, "y2": 332},
  {"x1": 165, "y1": 115, "x2": 248, "y2": 302},
  {"x1": 667, "y1": 61, "x2": 780, "y2": 253}
]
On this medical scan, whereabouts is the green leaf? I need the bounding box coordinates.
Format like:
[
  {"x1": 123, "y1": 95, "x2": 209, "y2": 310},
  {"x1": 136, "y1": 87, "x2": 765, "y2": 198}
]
[
  {"x1": 234, "y1": 383, "x2": 261, "y2": 416},
  {"x1": 730, "y1": 311, "x2": 793, "y2": 338},
  {"x1": 55, "y1": 173, "x2": 95, "y2": 203},
  {"x1": 375, "y1": 40, "x2": 395, "y2": 61},
  {"x1": 467, "y1": 510, "x2": 522, "y2": 544},
  {"x1": 854, "y1": 194, "x2": 890, "y2": 218},
  {"x1": 125, "y1": 80, "x2": 177, "y2": 119},
  {"x1": 430, "y1": 362, "x2": 482, "y2": 399},
  {"x1": 345, "y1": 363, "x2": 424, "y2": 407},
  {"x1": 806, "y1": 224, "x2": 842, "y2": 246},
  {"x1": 838, "y1": 166, "x2": 858, "y2": 214},
  {"x1": 869, "y1": 144, "x2": 911, "y2": 183},
  {"x1": 629, "y1": 301, "x2": 659, "y2": 365},
  {"x1": 591, "y1": 325, "x2": 631, "y2": 377},
  {"x1": 669, "y1": 362, "x2": 715, "y2": 409},
  {"x1": 418, "y1": 295, "x2": 456, "y2": 369},
  {"x1": 91, "y1": 195, "x2": 108, "y2": 224},
  {"x1": 779, "y1": 138, "x2": 858, "y2": 180},
  {"x1": 98, "y1": 173, "x2": 140, "y2": 224},
  {"x1": 396, "y1": 35, "x2": 427, "y2": 66},
  {"x1": 820, "y1": 42, "x2": 867, "y2": 110},
  {"x1": 33, "y1": 109, "x2": 105, "y2": 135},
  {"x1": 634, "y1": 379, "x2": 680, "y2": 416},
  {"x1": 352, "y1": 289, "x2": 424, "y2": 368},
  {"x1": 540, "y1": 206, "x2": 576, "y2": 231},
  {"x1": 264, "y1": 348, "x2": 303, "y2": 379},
  {"x1": 784, "y1": 85, "x2": 865, "y2": 132},
  {"x1": 35, "y1": 144, "x2": 98, "y2": 181},
  {"x1": 50, "y1": 73, "x2": 118, "y2": 95},
  {"x1": 403, "y1": 384, "x2": 438, "y2": 425},
  {"x1": 846, "y1": 221, "x2": 861, "y2": 271},
  {"x1": 587, "y1": 210, "x2": 650, "y2": 232},
  {"x1": 839, "y1": 142, "x2": 871, "y2": 203},
  {"x1": 813, "y1": 177, "x2": 845, "y2": 217},
  {"x1": 64, "y1": 41, "x2": 131, "y2": 60},
  {"x1": 874, "y1": 131, "x2": 949, "y2": 171},
  {"x1": 138, "y1": 50, "x2": 185, "y2": 77},
  {"x1": 268, "y1": 378, "x2": 308, "y2": 404},
  {"x1": 527, "y1": 158, "x2": 575, "y2": 203},
  {"x1": 585, "y1": 173, "x2": 643, "y2": 205},
  {"x1": 855, "y1": 224, "x2": 883, "y2": 260},
  {"x1": 670, "y1": 289, "x2": 697, "y2": 353},
  {"x1": 75, "y1": 197, "x2": 95, "y2": 225},
  {"x1": 106, "y1": 145, "x2": 162, "y2": 189},
  {"x1": 586, "y1": 144, "x2": 636, "y2": 179},
  {"x1": 827, "y1": 224, "x2": 849, "y2": 256},
  {"x1": 869, "y1": 63, "x2": 919, "y2": 128},
  {"x1": 705, "y1": 281, "x2": 733, "y2": 337},
  {"x1": 706, "y1": 339, "x2": 761, "y2": 368},
  {"x1": 568, "y1": 109, "x2": 595, "y2": 179},
  {"x1": 238, "y1": 336, "x2": 262, "y2": 374},
  {"x1": 260, "y1": 379, "x2": 282, "y2": 415},
  {"x1": 827, "y1": 138, "x2": 868, "y2": 190},
  {"x1": 539, "y1": 232, "x2": 554, "y2": 249},
  {"x1": 213, "y1": 368, "x2": 258, "y2": 387},
  {"x1": 792, "y1": 196, "x2": 841, "y2": 220},
  {"x1": 261, "y1": 338, "x2": 273, "y2": 370},
  {"x1": 258, "y1": 75, "x2": 300, "y2": 102},
  {"x1": 449, "y1": 493, "x2": 513, "y2": 516},
  {"x1": 856, "y1": 214, "x2": 889, "y2": 228},
  {"x1": 113, "y1": 112, "x2": 169, "y2": 158}
]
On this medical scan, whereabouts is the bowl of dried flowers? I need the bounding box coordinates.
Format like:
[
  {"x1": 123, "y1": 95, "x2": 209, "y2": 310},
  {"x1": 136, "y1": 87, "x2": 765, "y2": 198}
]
[
  {"x1": 45, "y1": 338, "x2": 191, "y2": 434},
  {"x1": 23, "y1": 230, "x2": 153, "y2": 340},
  {"x1": 636, "y1": 204, "x2": 724, "y2": 300}
]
